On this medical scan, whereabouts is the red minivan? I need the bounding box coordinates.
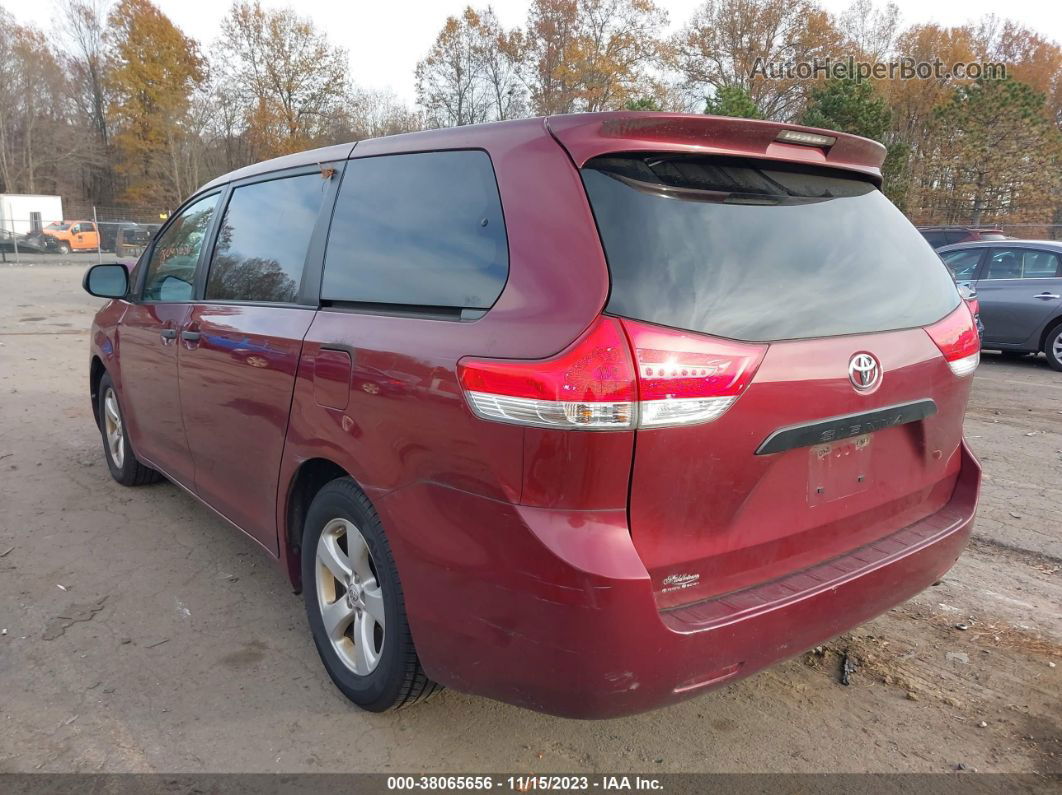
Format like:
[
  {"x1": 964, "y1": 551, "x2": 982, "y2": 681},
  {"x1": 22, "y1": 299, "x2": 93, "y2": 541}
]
[{"x1": 82, "y1": 113, "x2": 981, "y2": 718}]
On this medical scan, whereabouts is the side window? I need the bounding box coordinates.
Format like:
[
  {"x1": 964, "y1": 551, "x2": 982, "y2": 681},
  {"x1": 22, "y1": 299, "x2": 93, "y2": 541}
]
[
  {"x1": 941, "y1": 249, "x2": 982, "y2": 280},
  {"x1": 984, "y1": 248, "x2": 1061, "y2": 280},
  {"x1": 1022, "y1": 250, "x2": 1061, "y2": 278},
  {"x1": 984, "y1": 248, "x2": 1024, "y2": 280},
  {"x1": 322, "y1": 150, "x2": 508, "y2": 309},
  {"x1": 921, "y1": 231, "x2": 946, "y2": 248},
  {"x1": 142, "y1": 193, "x2": 219, "y2": 302},
  {"x1": 205, "y1": 173, "x2": 327, "y2": 303}
]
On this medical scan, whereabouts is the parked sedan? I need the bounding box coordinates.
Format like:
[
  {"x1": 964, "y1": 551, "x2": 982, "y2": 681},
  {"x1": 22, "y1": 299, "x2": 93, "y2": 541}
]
[
  {"x1": 939, "y1": 240, "x2": 1062, "y2": 370},
  {"x1": 0, "y1": 229, "x2": 53, "y2": 254}
]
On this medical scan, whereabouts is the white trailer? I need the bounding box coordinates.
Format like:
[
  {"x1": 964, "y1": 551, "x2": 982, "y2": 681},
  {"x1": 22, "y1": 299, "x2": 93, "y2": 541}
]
[{"x1": 0, "y1": 194, "x2": 64, "y2": 236}]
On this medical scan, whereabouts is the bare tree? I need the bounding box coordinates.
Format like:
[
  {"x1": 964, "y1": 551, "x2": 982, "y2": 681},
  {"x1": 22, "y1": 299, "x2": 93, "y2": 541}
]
[
  {"x1": 669, "y1": 0, "x2": 844, "y2": 120},
  {"x1": 218, "y1": 1, "x2": 352, "y2": 158},
  {"x1": 476, "y1": 8, "x2": 527, "y2": 121},
  {"x1": 415, "y1": 8, "x2": 493, "y2": 127},
  {"x1": 56, "y1": 0, "x2": 114, "y2": 202},
  {"x1": 838, "y1": 0, "x2": 901, "y2": 62}
]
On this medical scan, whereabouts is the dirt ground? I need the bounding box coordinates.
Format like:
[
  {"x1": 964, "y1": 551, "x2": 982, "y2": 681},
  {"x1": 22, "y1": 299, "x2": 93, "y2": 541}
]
[{"x1": 0, "y1": 263, "x2": 1059, "y2": 775}]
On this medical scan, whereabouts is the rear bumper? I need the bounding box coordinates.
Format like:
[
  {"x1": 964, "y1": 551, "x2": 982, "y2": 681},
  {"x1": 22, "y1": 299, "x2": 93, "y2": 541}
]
[{"x1": 381, "y1": 442, "x2": 980, "y2": 719}]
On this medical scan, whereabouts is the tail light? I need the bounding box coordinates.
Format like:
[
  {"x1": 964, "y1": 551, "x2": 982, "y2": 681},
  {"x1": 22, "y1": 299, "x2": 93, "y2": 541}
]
[
  {"x1": 620, "y1": 318, "x2": 767, "y2": 427},
  {"x1": 457, "y1": 316, "x2": 637, "y2": 430},
  {"x1": 925, "y1": 303, "x2": 980, "y2": 377},
  {"x1": 458, "y1": 316, "x2": 766, "y2": 430}
]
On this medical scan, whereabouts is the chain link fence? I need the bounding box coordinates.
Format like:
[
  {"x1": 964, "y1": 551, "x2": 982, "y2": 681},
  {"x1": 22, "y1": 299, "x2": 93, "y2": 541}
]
[
  {"x1": 990, "y1": 224, "x2": 1062, "y2": 240},
  {"x1": 1, "y1": 205, "x2": 166, "y2": 264}
]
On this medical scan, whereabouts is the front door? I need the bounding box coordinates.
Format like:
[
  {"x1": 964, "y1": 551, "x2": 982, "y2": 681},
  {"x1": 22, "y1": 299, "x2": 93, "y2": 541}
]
[
  {"x1": 976, "y1": 247, "x2": 1062, "y2": 345},
  {"x1": 177, "y1": 170, "x2": 334, "y2": 552},
  {"x1": 117, "y1": 193, "x2": 221, "y2": 488}
]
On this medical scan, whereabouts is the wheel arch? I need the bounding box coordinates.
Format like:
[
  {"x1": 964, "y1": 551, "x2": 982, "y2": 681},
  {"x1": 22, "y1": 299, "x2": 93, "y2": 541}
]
[
  {"x1": 1038, "y1": 314, "x2": 1062, "y2": 352},
  {"x1": 283, "y1": 457, "x2": 351, "y2": 591},
  {"x1": 89, "y1": 355, "x2": 106, "y2": 429}
]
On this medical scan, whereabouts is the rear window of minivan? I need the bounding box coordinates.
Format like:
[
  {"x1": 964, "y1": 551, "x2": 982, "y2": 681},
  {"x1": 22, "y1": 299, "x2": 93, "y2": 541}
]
[{"x1": 582, "y1": 154, "x2": 960, "y2": 342}]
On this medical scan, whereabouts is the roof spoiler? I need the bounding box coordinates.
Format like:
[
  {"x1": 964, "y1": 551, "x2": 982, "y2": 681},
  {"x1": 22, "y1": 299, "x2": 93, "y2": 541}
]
[{"x1": 546, "y1": 113, "x2": 886, "y2": 185}]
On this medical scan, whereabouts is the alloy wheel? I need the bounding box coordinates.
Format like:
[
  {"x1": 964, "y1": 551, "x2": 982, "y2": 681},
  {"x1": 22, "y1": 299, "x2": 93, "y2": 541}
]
[
  {"x1": 315, "y1": 517, "x2": 386, "y2": 675},
  {"x1": 103, "y1": 388, "x2": 124, "y2": 469}
]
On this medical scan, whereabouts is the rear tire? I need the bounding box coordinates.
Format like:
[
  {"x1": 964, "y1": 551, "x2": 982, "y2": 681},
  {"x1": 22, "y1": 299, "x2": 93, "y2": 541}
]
[
  {"x1": 1044, "y1": 323, "x2": 1062, "y2": 372},
  {"x1": 302, "y1": 477, "x2": 440, "y2": 711},
  {"x1": 97, "y1": 373, "x2": 162, "y2": 486}
]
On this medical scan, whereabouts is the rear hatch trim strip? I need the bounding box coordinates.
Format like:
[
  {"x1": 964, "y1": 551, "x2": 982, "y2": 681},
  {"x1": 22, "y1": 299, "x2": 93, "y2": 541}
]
[{"x1": 755, "y1": 399, "x2": 937, "y2": 455}]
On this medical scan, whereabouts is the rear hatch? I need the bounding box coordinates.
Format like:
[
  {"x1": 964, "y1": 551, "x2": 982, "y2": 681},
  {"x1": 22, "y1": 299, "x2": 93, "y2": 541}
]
[{"x1": 580, "y1": 153, "x2": 978, "y2": 607}]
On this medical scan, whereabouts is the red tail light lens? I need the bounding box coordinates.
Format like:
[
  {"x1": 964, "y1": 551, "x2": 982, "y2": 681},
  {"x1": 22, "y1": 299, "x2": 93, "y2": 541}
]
[
  {"x1": 458, "y1": 316, "x2": 637, "y2": 429},
  {"x1": 458, "y1": 316, "x2": 767, "y2": 430},
  {"x1": 925, "y1": 303, "x2": 980, "y2": 377},
  {"x1": 621, "y1": 318, "x2": 767, "y2": 427}
]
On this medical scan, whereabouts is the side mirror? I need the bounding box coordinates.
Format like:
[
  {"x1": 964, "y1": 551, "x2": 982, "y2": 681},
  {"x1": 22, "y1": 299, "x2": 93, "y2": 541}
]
[{"x1": 83, "y1": 263, "x2": 129, "y2": 299}]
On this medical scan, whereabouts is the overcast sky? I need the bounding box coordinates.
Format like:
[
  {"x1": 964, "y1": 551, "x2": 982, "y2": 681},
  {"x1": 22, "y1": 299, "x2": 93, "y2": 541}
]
[{"x1": 8, "y1": 0, "x2": 1061, "y2": 105}]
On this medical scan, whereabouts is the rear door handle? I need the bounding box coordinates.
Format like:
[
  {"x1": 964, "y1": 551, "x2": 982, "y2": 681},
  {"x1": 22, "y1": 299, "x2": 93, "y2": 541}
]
[
  {"x1": 1034, "y1": 293, "x2": 1060, "y2": 300},
  {"x1": 160, "y1": 328, "x2": 177, "y2": 341},
  {"x1": 181, "y1": 330, "x2": 201, "y2": 342}
]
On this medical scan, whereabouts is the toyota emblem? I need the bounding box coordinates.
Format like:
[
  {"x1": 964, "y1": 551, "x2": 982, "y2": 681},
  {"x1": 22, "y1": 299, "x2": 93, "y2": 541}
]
[{"x1": 848, "y1": 353, "x2": 881, "y2": 391}]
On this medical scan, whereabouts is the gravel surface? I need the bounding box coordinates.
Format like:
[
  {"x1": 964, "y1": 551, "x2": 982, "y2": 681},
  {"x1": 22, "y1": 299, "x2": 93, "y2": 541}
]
[{"x1": 0, "y1": 265, "x2": 1058, "y2": 774}]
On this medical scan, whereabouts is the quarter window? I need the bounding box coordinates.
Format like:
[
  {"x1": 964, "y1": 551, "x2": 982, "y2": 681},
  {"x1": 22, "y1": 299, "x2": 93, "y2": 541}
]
[
  {"x1": 322, "y1": 150, "x2": 508, "y2": 309},
  {"x1": 206, "y1": 173, "x2": 327, "y2": 303},
  {"x1": 142, "y1": 193, "x2": 219, "y2": 302},
  {"x1": 984, "y1": 248, "x2": 1061, "y2": 280},
  {"x1": 1021, "y1": 250, "x2": 1061, "y2": 278}
]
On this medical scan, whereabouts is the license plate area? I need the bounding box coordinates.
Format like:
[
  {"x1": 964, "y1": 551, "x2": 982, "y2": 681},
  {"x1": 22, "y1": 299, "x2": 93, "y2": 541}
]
[{"x1": 808, "y1": 434, "x2": 873, "y2": 506}]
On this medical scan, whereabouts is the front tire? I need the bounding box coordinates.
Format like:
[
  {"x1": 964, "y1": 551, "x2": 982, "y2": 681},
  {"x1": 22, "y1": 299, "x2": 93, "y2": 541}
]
[
  {"x1": 302, "y1": 478, "x2": 440, "y2": 711},
  {"x1": 1044, "y1": 323, "x2": 1062, "y2": 372},
  {"x1": 97, "y1": 373, "x2": 161, "y2": 486}
]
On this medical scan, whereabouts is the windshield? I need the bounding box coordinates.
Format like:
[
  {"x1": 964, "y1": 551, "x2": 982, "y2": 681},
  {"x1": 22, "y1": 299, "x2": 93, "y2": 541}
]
[
  {"x1": 582, "y1": 154, "x2": 960, "y2": 342},
  {"x1": 45, "y1": 222, "x2": 71, "y2": 231}
]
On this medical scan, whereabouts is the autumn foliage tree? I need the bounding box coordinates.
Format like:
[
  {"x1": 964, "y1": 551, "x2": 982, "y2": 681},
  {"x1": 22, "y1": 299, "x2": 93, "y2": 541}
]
[
  {"x1": 0, "y1": 9, "x2": 88, "y2": 197},
  {"x1": 106, "y1": 0, "x2": 205, "y2": 206},
  {"x1": 518, "y1": 0, "x2": 668, "y2": 114},
  {"x1": 2, "y1": 0, "x2": 1060, "y2": 234}
]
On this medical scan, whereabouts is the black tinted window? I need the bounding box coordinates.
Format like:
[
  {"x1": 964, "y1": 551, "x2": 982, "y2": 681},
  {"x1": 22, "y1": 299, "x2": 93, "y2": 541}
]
[
  {"x1": 206, "y1": 173, "x2": 326, "y2": 303},
  {"x1": 583, "y1": 155, "x2": 959, "y2": 342},
  {"x1": 143, "y1": 193, "x2": 219, "y2": 302},
  {"x1": 922, "y1": 231, "x2": 948, "y2": 248},
  {"x1": 323, "y1": 150, "x2": 507, "y2": 308}
]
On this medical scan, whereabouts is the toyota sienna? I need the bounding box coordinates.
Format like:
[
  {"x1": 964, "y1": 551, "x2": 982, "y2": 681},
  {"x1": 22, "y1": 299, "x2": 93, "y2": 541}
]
[{"x1": 82, "y1": 112, "x2": 982, "y2": 718}]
